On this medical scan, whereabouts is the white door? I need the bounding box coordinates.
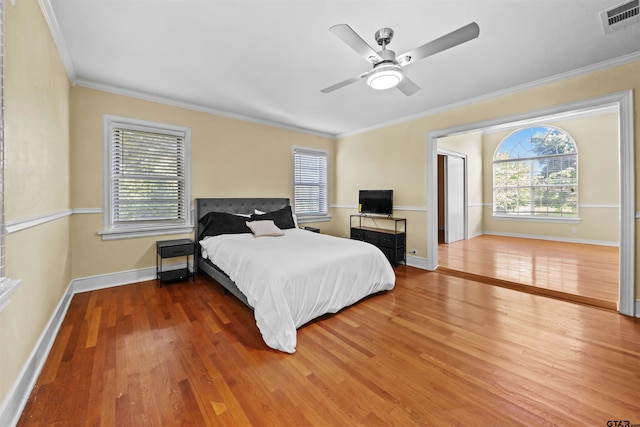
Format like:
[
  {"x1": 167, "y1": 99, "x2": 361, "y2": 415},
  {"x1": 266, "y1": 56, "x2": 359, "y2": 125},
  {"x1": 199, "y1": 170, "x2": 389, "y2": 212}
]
[{"x1": 444, "y1": 154, "x2": 466, "y2": 243}]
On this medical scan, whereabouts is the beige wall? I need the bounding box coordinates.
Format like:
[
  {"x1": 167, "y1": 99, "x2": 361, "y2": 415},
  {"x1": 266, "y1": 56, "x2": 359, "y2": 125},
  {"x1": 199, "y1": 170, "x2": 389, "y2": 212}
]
[
  {"x1": 329, "y1": 124, "x2": 428, "y2": 256},
  {"x1": 481, "y1": 112, "x2": 619, "y2": 243},
  {"x1": 333, "y1": 60, "x2": 639, "y2": 295},
  {"x1": 1, "y1": 0, "x2": 71, "y2": 404},
  {"x1": 3, "y1": 0, "x2": 336, "y2": 408},
  {"x1": 70, "y1": 86, "x2": 335, "y2": 278},
  {"x1": 2, "y1": 0, "x2": 639, "y2": 415},
  {"x1": 437, "y1": 112, "x2": 619, "y2": 244}
]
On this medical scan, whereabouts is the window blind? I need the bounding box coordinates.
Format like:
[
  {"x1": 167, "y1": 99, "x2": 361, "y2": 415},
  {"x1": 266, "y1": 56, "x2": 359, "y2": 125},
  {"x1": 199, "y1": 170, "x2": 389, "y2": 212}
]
[
  {"x1": 110, "y1": 127, "x2": 187, "y2": 228},
  {"x1": 293, "y1": 148, "x2": 328, "y2": 216}
]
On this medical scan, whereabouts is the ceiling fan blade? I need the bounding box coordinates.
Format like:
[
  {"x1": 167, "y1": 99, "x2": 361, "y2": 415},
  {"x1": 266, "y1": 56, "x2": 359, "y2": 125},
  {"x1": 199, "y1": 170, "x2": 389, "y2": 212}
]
[
  {"x1": 396, "y1": 75, "x2": 421, "y2": 96},
  {"x1": 321, "y1": 73, "x2": 368, "y2": 93},
  {"x1": 397, "y1": 22, "x2": 480, "y2": 67},
  {"x1": 330, "y1": 24, "x2": 382, "y2": 64}
]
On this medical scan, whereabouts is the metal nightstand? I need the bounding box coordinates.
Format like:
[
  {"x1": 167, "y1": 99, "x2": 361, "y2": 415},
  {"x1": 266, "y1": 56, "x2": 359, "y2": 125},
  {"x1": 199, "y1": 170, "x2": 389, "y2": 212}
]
[{"x1": 156, "y1": 238, "x2": 194, "y2": 286}]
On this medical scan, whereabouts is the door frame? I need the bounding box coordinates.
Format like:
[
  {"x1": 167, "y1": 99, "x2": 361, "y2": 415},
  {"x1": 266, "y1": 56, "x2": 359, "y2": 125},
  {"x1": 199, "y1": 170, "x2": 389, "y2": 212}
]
[
  {"x1": 438, "y1": 148, "x2": 468, "y2": 243},
  {"x1": 425, "y1": 90, "x2": 635, "y2": 316}
]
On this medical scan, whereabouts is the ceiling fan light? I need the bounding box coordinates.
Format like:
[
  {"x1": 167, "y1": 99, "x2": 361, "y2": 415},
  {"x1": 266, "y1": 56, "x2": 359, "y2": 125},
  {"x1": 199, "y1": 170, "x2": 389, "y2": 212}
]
[{"x1": 367, "y1": 64, "x2": 403, "y2": 90}]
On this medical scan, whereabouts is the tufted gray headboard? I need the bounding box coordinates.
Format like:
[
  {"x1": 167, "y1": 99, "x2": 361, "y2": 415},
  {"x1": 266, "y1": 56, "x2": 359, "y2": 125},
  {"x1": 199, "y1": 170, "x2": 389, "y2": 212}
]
[
  {"x1": 196, "y1": 197, "x2": 290, "y2": 218},
  {"x1": 193, "y1": 197, "x2": 290, "y2": 273}
]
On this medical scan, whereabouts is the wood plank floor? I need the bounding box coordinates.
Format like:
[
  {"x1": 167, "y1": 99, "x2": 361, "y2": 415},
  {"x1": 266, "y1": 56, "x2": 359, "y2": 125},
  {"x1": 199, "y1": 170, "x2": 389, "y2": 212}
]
[
  {"x1": 438, "y1": 235, "x2": 619, "y2": 310},
  {"x1": 18, "y1": 268, "x2": 640, "y2": 426}
]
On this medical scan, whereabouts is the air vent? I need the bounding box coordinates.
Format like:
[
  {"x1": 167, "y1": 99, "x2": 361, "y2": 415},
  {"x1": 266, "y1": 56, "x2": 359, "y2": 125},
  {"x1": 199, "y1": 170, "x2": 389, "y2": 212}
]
[{"x1": 601, "y1": 0, "x2": 639, "y2": 34}]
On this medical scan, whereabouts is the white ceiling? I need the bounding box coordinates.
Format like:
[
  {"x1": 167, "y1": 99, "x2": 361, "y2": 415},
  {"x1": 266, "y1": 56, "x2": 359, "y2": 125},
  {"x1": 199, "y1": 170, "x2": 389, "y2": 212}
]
[{"x1": 46, "y1": 0, "x2": 640, "y2": 137}]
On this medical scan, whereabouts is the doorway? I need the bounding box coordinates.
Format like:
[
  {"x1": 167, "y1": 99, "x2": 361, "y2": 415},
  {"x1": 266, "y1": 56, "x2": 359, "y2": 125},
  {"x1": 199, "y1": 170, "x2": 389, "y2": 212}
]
[{"x1": 426, "y1": 91, "x2": 635, "y2": 316}]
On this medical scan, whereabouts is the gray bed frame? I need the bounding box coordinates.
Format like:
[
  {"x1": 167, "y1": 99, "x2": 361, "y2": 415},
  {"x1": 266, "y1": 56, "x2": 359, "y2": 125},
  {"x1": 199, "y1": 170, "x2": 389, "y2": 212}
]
[{"x1": 194, "y1": 197, "x2": 290, "y2": 308}]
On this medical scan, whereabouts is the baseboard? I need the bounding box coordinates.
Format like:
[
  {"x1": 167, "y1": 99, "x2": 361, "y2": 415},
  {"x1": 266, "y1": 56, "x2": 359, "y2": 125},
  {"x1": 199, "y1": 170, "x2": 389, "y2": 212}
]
[
  {"x1": 482, "y1": 231, "x2": 619, "y2": 247},
  {"x1": 636, "y1": 299, "x2": 640, "y2": 318},
  {"x1": 2, "y1": 258, "x2": 634, "y2": 427},
  {"x1": 73, "y1": 261, "x2": 193, "y2": 294},
  {"x1": 468, "y1": 230, "x2": 484, "y2": 239},
  {"x1": 0, "y1": 282, "x2": 74, "y2": 427},
  {"x1": 405, "y1": 254, "x2": 428, "y2": 270},
  {"x1": 0, "y1": 261, "x2": 189, "y2": 426},
  {"x1": 72, "y1": 267, "x2": 157, "y2": 294}
]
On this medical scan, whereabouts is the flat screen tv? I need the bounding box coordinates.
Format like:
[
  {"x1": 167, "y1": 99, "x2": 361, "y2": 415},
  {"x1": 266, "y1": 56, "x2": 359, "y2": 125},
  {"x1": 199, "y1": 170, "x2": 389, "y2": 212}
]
[{"x1": 359, "y1": 190, "x2": 393, "y2": 216}]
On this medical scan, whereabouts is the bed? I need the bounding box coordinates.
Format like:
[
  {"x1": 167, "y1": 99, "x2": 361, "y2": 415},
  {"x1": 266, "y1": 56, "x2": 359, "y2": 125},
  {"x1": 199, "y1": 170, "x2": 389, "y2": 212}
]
[{"x1": 194, "y1": 197, "x2": 395, "y2": 353}]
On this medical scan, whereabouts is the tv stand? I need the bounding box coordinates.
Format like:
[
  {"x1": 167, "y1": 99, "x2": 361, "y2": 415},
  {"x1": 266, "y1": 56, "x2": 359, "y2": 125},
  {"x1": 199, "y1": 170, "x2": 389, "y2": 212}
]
[{"x1": 350, "y1": 215, "x2": 406, "y2": 266}]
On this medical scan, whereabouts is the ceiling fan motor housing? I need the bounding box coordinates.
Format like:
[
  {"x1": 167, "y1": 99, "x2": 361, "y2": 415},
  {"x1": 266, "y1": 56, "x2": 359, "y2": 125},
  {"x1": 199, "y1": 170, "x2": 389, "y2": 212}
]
[
  {"x1": 374, "y1": 27, "x2": 394, "y2": 46},
  {"x1": 376, "y1": 49, "x2": 397, "y2": 64}
]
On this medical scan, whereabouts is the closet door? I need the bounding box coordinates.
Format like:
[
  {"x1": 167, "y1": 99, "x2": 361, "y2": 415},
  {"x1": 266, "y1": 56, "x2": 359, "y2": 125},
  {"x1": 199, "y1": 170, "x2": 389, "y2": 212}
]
[{"x1": 445, "y1": 154, "x2": 466, "y2": 244}]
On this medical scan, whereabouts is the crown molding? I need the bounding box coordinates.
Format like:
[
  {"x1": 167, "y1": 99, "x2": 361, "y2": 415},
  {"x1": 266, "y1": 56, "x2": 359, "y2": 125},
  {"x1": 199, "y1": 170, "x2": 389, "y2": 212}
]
[
  {"x1": 38, "y1": 0, "x2": 77, "y2": 82},
  {"x1": 75, "y1": 79, "x2": 336, "y2": 140},
  {"x1": 337, "y1": 51, "x2": 640, "y2": 138},
  {"x1": 78, "y1": 51, "x2": 640, "y2": 141},
  {"x1": 37, "y1": 1, "x2": 333, "y2": 139},
  {"x1": 38, "y1": 0, "x2": 639, "y2": 140}
]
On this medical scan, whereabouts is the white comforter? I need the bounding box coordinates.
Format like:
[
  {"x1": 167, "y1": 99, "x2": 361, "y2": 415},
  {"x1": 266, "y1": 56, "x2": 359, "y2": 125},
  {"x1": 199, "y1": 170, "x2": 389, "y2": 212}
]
[{"x1": 199, "y1": 228, "x2": 395, "y2": 353}]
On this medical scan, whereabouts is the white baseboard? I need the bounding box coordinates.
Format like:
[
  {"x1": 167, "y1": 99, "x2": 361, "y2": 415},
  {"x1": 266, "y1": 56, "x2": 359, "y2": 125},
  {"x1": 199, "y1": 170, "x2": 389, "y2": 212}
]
[
  {"x1": 482, "y1": 230, "x2": 619, "y2": 247},
  {"x1": 72, "y1": 267, "x2": 157, "y2": 294},
  {"x1": 1, "y1": 258, "x2": 635, "y2": 426},
  {"x1": 0, "y1": 282, "x2": 74, "y2": 427},
  {"x1": 405, "y1": 254, "x2": 428, "y2": 270},
  {"x1": 73, "y1": 261, "x2": 193, "y2": 294},
  {"x1": 0, "y1": 261, "x2": 189, "y2": 426},
  {"x1": 468, "y1": 230, "x2": 484, "y2": 239}
]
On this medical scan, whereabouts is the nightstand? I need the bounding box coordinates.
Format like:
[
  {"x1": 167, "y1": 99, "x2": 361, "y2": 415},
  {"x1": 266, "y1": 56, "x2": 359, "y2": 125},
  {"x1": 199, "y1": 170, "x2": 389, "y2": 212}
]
[{"x1": 156, "y1": 238, "x2": 194, "y2": 286}]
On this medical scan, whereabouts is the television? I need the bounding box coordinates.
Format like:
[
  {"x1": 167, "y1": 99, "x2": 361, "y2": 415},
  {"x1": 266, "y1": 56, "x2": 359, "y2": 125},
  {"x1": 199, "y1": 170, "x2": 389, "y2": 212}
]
[{"x1": 359, "y1": 190, "x2": 393, "y2": 216}]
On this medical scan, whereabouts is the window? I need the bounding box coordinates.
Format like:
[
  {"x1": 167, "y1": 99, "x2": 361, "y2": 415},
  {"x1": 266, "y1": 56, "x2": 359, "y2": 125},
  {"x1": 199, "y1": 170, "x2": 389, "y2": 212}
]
[
  {"x1": 292, "y1": 146, "x2": 329, "y2": 221},
  {"x1": 102, "y1": 115, "x2": 191, "y2": 239},
  {"x1": 493, "y1": 126, "x2": 578, "y2": 218}
]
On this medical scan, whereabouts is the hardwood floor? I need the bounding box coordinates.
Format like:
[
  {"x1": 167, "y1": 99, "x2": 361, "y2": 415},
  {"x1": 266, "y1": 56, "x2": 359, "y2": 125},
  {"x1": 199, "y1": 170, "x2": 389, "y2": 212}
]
[
  {"x1": 438, "y1": 235, "x2": 619, "y2": 310},
  {"x1": 18, "y1": 267, "x2": 640, "y2": 426}
]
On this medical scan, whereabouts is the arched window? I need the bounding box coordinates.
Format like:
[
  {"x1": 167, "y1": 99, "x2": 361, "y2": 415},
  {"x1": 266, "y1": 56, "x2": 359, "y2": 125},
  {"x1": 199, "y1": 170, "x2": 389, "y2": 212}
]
[{"x1": 493, "y1": 126, "x2": 578, "y2": 218}]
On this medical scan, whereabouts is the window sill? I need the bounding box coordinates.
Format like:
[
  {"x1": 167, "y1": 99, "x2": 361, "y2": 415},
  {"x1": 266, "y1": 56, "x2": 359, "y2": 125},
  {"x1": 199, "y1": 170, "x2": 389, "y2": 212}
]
[
  {"x1": 0, "y1": 277, "x2": 23, "y2": 313},
  {"x1": 297, "y1": 215, "x2": 332, "y2": 224},
  {"x1": 492, "y1": 215, "x2": 581, "y2": 224},
  {"x1": 99, "y1": 226, "x2": 193, "y2": 241}
]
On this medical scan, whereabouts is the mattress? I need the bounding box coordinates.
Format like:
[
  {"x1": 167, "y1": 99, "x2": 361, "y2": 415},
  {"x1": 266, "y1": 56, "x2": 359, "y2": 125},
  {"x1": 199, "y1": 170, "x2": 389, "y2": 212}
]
[{"x1": 199, "y1": 228, "x2": 395, "y2": 353}]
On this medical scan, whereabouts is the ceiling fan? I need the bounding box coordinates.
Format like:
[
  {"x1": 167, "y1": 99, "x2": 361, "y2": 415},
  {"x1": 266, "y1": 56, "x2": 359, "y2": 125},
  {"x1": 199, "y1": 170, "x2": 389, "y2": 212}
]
[{"x1": 321, "y1": 22, "x2": 480, "y2": 96}]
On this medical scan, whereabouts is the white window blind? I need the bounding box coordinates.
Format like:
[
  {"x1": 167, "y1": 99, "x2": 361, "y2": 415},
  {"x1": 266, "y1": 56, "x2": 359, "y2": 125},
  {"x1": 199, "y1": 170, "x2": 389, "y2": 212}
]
[
  {"x1": 103, "y1": 116, "x2": 191, "y2": 237},
  {"x1": 293, "y1": 147, "x2": 328, "y2": 216}
]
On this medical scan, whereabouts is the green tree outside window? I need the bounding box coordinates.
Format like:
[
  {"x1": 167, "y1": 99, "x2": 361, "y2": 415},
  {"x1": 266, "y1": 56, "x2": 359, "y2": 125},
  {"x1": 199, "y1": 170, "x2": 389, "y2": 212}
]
[{"x1": 493, "y1": 126, "x2": 578, "y2": 217}]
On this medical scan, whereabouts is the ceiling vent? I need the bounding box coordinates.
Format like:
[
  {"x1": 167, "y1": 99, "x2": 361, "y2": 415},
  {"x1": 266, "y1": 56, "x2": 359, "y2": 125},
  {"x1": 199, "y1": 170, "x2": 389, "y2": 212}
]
[{"x1": 600, "y1": 0, "x2": 639, "y2": 34}]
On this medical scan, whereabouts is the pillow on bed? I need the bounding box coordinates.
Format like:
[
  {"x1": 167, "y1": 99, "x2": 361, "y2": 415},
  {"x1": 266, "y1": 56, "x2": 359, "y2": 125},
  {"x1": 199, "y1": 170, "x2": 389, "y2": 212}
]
[
  {"x1": 199, "y1": 211, "x2": 252, "y2": 239},
  {"x1": 250, "y1": 205, "x2": 296, "y2": 229},
  {"x1": 246, "y1": 220, "x2": 285, "y2": 237},
  {"x1": 256, "y1": 209, "x2": 299, "y2": 228}
]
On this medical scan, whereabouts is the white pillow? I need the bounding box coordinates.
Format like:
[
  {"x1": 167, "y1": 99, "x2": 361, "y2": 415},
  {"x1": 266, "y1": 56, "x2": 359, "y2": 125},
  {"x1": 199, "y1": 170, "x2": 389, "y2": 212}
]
[{"x1": 245, "y1": 220, "x2": 284, "y2": 237}]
